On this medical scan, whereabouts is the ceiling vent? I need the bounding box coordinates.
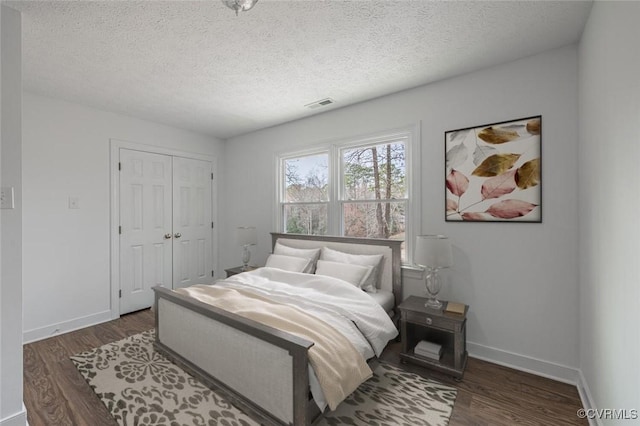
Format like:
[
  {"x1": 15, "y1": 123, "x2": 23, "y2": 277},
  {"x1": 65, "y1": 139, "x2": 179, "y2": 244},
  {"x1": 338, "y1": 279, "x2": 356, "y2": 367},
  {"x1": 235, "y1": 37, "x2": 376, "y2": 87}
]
[{"x1": 305, "y1": 98, "x2": 335, "y2": 109}]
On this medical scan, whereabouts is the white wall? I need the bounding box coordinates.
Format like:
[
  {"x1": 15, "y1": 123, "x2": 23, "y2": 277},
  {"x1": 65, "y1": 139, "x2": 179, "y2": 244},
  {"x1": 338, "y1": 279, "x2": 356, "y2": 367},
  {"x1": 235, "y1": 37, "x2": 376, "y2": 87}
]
[
  {"x1": 223, "y1": 45, "x2": 580, "y2": 381},
  {"x1": 578, "y1": 2, "x2": 640, "y2": 422},
  {"x1": 0, "y1": 5, "x2": 26, "y2": 426},
  {"x1": 22, "y1": 93, "x2": 224, "y2": 342}
]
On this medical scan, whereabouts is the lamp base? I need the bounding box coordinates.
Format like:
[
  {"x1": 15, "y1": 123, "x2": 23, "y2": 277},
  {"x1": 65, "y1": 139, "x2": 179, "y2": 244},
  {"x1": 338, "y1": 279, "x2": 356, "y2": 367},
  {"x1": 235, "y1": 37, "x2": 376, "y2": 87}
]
[
  {"x1": 424, "y1": 268, "x2": 443, "y2": 310},
  {"x1": 425, "y1": 298, "x2": 443, "y2": 309},
  {"x1": 241, "y1": 245, "x2": 251, "y2": 271}
]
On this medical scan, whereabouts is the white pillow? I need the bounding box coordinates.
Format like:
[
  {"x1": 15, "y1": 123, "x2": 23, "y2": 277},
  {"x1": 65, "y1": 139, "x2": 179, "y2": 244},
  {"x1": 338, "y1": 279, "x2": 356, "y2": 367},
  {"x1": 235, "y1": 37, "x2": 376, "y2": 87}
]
[
  {"x1": 265, "y1": 254, "x2": 311, "y2": 273},
  {"x1": 315, "y1": 260, "x2": 373, "y2": 288},
  {"x1": 319, "y1": 247, "x2": 384, "y2": 292},
  {"x1": 273, "y1": 242, "x2": 321, "y2": 273}
]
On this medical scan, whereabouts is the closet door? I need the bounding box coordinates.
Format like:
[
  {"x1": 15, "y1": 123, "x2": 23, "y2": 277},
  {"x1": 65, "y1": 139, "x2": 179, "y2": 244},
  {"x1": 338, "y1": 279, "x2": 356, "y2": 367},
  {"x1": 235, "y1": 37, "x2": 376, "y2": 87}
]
[
  {"x1": 172, "y1": 156, "x2": 213, "y2": 289},
  {"x1": 119, "y1": 149, "x2": 173, "y2": 314}
]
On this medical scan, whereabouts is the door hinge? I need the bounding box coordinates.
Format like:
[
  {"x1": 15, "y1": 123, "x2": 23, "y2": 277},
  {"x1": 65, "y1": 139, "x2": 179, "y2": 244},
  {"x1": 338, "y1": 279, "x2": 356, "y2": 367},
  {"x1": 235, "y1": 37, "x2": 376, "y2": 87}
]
[
  {"x1": 119, "y1": 226, "x2": 122, "y2": 234},
  {"x1": 211, "y1": 172, "x2": 214, "y2": 180},
  {"x1": 119, "y1": 289, "x2": 122, "y2": 298},
  {"x1": 118, "y1": 162, "x2": 121, "y2": 171},
  {"x1": 212, "y1": 270, "x2": 214, "y2": 277},
  {"x1": 211, "y1": 221, "x2": 214, "y2": 229}
]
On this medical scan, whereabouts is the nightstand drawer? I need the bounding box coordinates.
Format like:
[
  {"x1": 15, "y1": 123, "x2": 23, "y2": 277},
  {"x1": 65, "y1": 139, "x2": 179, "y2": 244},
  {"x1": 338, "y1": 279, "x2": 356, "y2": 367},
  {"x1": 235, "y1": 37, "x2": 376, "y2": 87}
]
[{"x1": 403, "y1": 310, "x2": 459, "y2": 332}]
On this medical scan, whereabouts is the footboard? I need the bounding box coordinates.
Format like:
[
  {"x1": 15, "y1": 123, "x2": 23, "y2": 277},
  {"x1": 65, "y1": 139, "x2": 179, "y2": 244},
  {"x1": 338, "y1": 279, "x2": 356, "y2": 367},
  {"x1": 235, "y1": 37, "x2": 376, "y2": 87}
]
[{"x1": 152, "y1": 286, "x2": 315, "y2": 426}]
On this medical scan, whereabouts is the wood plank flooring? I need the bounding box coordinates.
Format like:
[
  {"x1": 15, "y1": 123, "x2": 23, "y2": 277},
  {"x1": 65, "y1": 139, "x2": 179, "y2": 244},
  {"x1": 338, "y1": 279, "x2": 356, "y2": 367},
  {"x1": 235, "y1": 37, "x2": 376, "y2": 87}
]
[{"x1": 23, "y1": 309, "x2": 586, "y2": 426}]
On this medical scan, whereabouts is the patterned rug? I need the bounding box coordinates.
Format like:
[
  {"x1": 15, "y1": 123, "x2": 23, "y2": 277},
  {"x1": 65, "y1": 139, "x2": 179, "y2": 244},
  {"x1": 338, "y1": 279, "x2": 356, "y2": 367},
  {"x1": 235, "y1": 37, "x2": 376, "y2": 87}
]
[{"x1": 71, "y1": 330, "x2": 456, "y2": 426}]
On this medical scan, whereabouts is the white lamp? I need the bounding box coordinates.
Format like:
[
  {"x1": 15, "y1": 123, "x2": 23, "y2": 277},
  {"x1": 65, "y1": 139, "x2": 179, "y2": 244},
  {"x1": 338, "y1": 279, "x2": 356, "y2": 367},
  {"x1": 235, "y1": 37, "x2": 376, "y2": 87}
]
[
  {"x1": 414, "y1": 235, "x2": 454, "y2": 309},
  {"x1": 236, "y1": 226, "x2": 257, "y2": 271},
  {"x1": 222, "y1": 0, "x2": 259, "y2": 15}
]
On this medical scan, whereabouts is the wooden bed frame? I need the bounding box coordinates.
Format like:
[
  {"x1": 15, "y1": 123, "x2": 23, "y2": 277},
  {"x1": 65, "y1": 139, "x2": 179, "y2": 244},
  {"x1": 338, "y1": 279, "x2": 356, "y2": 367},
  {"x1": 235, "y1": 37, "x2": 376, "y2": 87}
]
[{"x1": 153, "y1": 233, "x2": 402, "y2": 426}]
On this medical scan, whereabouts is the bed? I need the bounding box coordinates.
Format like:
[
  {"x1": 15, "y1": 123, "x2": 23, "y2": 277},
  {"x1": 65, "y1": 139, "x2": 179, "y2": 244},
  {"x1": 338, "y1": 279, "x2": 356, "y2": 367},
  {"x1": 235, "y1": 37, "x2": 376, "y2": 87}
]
[{"x1": 152, "y1": 233, "x2": 403, "y2": 426}]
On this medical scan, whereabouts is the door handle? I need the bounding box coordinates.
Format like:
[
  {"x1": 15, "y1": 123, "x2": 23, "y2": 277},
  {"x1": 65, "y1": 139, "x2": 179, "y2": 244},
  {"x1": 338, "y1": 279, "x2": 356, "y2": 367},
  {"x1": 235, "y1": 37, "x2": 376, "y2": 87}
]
[
  {"x1": 164, "y1": 233, "x2": 172, "y2": 239},
  {"x1": 174, "y1": 233, "x2": 182, "y2": 239}
]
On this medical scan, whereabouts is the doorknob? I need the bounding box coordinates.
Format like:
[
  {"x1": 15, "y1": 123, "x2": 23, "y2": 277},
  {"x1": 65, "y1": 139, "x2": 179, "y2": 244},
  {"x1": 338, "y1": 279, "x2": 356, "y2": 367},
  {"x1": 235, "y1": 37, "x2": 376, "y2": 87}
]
[
  {"x1": 164, "y1": 233, "x2": 172, "y2": 239},
  {"x1": 174, "y1": 233, "x2": 182, "y2": 238}
]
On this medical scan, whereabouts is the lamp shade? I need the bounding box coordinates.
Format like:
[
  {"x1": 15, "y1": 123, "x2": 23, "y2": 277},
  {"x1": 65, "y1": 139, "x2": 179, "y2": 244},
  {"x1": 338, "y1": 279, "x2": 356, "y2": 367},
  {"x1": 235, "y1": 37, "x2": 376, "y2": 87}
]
[
  {"x1": 414, "y1": 235, "x2": 453, "y2": 268},
  {"x1": 236, "y1": 226, "x2": 257, "y2": 246}
]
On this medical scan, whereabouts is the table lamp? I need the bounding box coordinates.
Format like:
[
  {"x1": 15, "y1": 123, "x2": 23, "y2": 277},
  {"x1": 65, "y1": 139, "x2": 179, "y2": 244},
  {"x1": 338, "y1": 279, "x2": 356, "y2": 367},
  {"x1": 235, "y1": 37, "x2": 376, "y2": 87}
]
[
  {"x1": 236, "y1": 226, "x2": 257, "y2": 271},
  {"x1": 414, "y1": 235, "x2": 453, "y2": 309}
]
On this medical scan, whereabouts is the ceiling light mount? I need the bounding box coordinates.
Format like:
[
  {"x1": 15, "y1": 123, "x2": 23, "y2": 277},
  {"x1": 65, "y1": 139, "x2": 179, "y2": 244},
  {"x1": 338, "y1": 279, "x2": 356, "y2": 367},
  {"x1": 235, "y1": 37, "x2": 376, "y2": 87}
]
[{"x1": 222, "y1": 0, "x2": 259, "y2": 16}]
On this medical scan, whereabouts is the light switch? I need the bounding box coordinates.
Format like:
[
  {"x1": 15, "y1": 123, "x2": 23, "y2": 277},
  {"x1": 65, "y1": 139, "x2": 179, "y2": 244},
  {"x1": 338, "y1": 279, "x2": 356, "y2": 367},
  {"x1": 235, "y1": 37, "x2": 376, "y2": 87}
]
[
  {"x1": 0, "y1": 187, "x2": 15, "y2": 209},
  {"x1": 68, "y1": 197, "x2": 80, "y2": 209}
]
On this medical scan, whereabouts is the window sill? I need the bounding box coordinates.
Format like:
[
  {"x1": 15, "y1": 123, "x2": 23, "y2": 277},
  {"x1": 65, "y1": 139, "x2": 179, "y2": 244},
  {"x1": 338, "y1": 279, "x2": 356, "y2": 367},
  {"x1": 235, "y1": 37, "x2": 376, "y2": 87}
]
[{"x1": 401, "y1": 263, "x2": 424, "y2": 280}]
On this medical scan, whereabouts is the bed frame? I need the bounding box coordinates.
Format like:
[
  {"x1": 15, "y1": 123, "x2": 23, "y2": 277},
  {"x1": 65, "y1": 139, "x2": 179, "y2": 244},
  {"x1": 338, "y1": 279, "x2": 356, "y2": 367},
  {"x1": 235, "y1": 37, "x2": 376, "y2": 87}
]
[{"x1": 153, "y1": 233, "x2": 402, "y2": 426}]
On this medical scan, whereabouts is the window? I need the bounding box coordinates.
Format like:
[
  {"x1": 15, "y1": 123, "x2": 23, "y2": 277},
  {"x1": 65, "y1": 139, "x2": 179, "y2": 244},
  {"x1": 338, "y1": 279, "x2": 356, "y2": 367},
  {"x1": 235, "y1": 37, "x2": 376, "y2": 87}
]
[
  {"x1": 341, "y1": 141, "x2": 406, "y2": 241},
  {"x1": 277, "y1": 125, "x2": 419, "y2": 261},
  {"x1": 282, "y1": 153, "x2": 329, "y2": 235}
]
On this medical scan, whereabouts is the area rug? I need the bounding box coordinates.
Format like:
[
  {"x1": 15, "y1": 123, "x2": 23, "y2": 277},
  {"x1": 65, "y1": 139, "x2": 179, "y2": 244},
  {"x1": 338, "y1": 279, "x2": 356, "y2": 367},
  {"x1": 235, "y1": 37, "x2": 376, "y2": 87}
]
[{"x1": 71, "y1": 330, "x2": 456, "y2": 426}]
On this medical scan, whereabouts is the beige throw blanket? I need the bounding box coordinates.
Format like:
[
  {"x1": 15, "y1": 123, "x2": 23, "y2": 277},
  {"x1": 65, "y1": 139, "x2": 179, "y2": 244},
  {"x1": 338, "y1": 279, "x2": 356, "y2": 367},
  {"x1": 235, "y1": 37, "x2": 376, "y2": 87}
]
[{"x1": 176, "y1": 284, "x2": 373, "y2": 410}]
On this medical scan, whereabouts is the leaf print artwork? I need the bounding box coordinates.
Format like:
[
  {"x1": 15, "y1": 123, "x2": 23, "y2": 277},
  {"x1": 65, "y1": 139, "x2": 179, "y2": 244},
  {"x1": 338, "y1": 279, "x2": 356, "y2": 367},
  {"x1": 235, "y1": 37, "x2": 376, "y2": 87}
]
[
  {"x1": 486, "y1": 199, "x2": 537, "y2": 219},
  {"x1": 445, "y1": 116, "x2": 541, "y2": 222},
  {"x1": 526, "y1": 118, "x2": 541, "y2": 135},
  {"x1": 472, "y1": 144, "x2": 498, "y2": 166},
  {"x1": 472, "y1": 153, "x2": 521, "y2": 177},
  {"x1": 447, "y1": 129, "x2": 471, "y2": 145},
  {"x1": 446, "y1": 143, "x2": 468, "y2": 171},
  {"x1": 477, "y1": 127, "x2": 520, "y2": 144},
  {"x1": 515, "y1": 158, "x2": 540, "y2": 189},
  {"x1": 461, "y1": 212, "x2": 489, "y2": 221},
  {"x1": 481, "y1": 170, "x2": 517, "y2": 200},
  {"x1": 446, "y1": 169, "x2": 469, "y2": 197}
]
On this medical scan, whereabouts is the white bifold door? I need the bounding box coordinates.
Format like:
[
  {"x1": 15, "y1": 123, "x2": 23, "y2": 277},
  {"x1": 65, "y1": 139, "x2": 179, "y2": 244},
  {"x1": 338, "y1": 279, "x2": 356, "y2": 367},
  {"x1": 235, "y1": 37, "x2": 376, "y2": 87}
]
[{"x1": 119, "y1": 149, "x2": 213, "y2": 314}]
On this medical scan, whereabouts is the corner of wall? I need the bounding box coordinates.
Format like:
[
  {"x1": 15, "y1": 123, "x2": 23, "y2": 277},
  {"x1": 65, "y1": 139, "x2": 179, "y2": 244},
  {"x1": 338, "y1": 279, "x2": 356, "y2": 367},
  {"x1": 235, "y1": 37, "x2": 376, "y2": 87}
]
[{"x1": 576, "y1": 370, "x2": 602, "y2": 426}]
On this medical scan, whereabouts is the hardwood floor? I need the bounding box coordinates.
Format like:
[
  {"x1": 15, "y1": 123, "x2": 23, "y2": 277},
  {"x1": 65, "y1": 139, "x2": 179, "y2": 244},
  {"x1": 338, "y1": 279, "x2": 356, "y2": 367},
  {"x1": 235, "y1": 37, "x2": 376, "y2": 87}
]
[
  {"x1": 23, "y1": 309, "x2": 155, "y2": 426},
  {"x1": 23, "y1": 309, "x2": 586, "y2": 426}
]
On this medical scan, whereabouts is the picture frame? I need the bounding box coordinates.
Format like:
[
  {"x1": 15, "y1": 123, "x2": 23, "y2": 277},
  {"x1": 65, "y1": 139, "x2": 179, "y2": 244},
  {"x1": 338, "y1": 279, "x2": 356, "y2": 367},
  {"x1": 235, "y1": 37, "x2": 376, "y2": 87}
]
[{"x1": 445, "y1": 115, "x2": 541, "y2": 222}]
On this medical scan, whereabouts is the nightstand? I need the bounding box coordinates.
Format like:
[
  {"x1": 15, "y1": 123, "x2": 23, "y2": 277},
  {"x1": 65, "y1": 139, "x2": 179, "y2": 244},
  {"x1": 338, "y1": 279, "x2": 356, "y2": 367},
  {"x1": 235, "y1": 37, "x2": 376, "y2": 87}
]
[
  {"x1": 224, "y1": 265, "x2": 258, "y2": 278},
  {"x1": 398, "y1": 296, "x2": 468, "y2": 379}
]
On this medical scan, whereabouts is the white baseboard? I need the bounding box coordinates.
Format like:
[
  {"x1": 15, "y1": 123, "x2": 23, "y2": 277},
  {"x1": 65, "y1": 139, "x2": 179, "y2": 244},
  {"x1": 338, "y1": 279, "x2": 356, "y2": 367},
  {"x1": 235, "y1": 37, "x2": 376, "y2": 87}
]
[
  {"x1": 467, "y1": 341, "x2": 580, "y2": 385},
  {"x1": 23, "y1": 310, "x2": 112, "y2": 344},
  {"x1": 577, "y1": 369, "x2": 601, "y2": 426},
  {"x1": 0, "y1": 403, "x2": 27, "y2": 426}
]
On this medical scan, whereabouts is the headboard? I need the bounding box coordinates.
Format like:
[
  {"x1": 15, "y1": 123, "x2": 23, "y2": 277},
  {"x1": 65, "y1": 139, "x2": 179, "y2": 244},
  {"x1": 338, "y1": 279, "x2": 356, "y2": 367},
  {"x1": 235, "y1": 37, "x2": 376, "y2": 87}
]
[{"x1": 270, "y1": 233, "x2": 403, "y2": 309}]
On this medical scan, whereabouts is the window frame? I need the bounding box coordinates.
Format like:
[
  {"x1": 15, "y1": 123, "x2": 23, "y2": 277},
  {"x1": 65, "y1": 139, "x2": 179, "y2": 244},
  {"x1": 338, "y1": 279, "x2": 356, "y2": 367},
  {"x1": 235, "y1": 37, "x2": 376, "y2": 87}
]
[
  {"x1": 278, "y1": 149, "x2": 332, "y2": 235},
  {"x1": 275, "y1": 123, "x2": 421, "y2": 263}
]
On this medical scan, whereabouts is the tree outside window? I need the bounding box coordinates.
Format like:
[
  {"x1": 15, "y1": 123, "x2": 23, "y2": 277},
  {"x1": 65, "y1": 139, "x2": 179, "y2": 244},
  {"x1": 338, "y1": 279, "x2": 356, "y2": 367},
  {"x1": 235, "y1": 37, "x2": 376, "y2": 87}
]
[
  {"x1": 342, "y1": 141, "x2": 406, "y2": 243},
  {"x1": 278, "y1": 126, "x2": 415, "y2": 260},
  {"x1": 283, "y1": 153, "x2": 328, "y2": 235}
]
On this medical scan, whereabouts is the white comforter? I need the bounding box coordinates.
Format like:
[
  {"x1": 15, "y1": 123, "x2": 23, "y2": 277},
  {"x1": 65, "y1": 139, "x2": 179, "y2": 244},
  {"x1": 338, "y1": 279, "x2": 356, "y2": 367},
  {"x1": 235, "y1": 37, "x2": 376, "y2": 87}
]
[{"x1": 216, "y1": 267, "x2": 398, "y2": 410}]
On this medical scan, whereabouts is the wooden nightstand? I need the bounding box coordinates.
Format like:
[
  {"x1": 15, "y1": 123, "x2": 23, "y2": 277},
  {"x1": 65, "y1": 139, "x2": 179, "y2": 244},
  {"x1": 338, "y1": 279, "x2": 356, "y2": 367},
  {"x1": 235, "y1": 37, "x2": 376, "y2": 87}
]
[
  {"x1": 398, "y1": 296, "x2": 468, "y2": 379},
  {"x1": 224, "y1": 265, "x2": 258, "y2": 278}
]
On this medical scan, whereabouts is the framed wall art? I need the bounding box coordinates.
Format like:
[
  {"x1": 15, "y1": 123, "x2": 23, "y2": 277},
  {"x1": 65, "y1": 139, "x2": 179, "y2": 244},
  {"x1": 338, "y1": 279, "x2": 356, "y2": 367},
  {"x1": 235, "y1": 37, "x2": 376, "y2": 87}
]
[{"x1": 445, "y1": 115, "x2": 541, "y2": 222}]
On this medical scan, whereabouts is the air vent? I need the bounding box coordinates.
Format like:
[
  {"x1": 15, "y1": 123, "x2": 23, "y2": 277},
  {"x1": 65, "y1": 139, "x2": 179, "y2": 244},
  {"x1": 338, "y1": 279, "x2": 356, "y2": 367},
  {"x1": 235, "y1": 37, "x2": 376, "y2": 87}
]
[{"x1": 305, "y1": 98, "x2": 335, "y2": 109}]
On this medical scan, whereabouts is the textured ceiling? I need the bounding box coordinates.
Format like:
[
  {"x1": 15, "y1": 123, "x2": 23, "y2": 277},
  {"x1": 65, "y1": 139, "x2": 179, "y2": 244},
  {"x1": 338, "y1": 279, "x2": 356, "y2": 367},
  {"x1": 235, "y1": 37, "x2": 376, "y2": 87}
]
[{"x1": 6, "y1": 0, "x2": 593, "y2": 139}]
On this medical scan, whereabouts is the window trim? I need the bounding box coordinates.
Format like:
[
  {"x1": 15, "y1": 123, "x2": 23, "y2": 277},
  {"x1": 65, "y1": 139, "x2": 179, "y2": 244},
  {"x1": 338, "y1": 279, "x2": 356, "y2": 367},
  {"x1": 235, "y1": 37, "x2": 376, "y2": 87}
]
[
  {"x1": 277, "y1": 147, "x2": 332, "y2": 234},
  {"x1": 275, "y1": 123, "x2": 421, "y2": 263}
]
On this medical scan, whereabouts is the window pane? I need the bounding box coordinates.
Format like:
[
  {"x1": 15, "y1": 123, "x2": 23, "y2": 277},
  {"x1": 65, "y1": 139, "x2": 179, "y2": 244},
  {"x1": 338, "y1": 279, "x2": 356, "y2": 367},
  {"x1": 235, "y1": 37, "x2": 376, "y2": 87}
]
[
  {"x1": 342, "y1": 142, "x2": 406, "y2": 201},
  {"x1": 343, "y1": 201, "x2": 405, "y2": 240},
  {"x1": 284, "y1": 154, "x2": 328, "y2": 202},
  {"x1": 284, "y1": 204, "x2": 328, "y2": 235}
]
